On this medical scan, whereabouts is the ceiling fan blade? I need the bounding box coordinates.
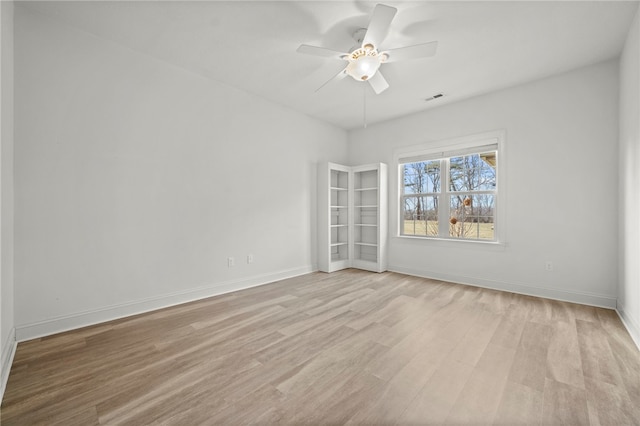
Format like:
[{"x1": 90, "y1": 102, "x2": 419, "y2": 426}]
[
  {"x1": 383, "y1": 41, "x2": 438, "y2": 63},
  {"x1": 362, "y1": 4, "x2": 397, "y2": 50},
  {"x1": 297, "y1": 44, "x2": 349, "y2": 60},
  {"x1": 368, "y1": 71, "x2": 389, "y2": 94},
  {"x1": 315, "y1": 68, "x2": 348, "y2": 93}
]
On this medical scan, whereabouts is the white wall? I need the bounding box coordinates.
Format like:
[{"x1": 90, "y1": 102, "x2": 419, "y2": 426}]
[
  {"x1": 0, "y1": 0, "x2": 15, "y2": 399},
  {"x1": 9, "y1": 4, "x2": 635, "y2": 347},
  {"x1": 618, "y1": 8, "x2": 640, "y2": 348},
  {"x1": 349, "y1": 60, "x2": 620, "y2": 308},
  {"x1": 13, "y1": 6, "x2": 347, "y2": 340}
]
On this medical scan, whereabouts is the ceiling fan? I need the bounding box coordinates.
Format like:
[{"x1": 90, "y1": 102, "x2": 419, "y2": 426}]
[{"x1": 296, "y1": 3, "x2": 438, "y2": 95}]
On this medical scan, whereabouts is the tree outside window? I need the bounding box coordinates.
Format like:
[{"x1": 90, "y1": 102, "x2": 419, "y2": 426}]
[{"x1": 401, "y1": 147, "x2": 498, "y2": 241}]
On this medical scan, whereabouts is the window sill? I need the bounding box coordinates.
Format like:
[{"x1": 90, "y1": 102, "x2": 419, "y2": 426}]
[{"x1": 394, "y1": 235, "x2": 507, "y2": 250}]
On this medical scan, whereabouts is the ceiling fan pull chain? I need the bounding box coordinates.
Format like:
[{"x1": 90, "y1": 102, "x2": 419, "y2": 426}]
[{"x1": 363, "y1": 85, "x2": 367, "y2": 128}]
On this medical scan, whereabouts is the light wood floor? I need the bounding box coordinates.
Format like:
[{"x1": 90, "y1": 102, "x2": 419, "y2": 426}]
[{"x1": 2, "y1": 269, "x2": 639, "y2": 425}]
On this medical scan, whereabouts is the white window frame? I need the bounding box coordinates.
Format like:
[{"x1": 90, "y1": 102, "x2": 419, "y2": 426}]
[{"x1": 393, "y1": 130, "x2": 506, "y2": 245}]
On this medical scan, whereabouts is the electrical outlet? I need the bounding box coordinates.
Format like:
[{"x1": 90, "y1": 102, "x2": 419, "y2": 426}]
[
  {"x1": 228, "y1": 257, "x2": 235, "y2": 267},
  {"x1": 247, "y1": 254, "x2": 254, "y2": 264},
  {"x1": 545, "y1": 261, "x2": 553, "y2": 271}
]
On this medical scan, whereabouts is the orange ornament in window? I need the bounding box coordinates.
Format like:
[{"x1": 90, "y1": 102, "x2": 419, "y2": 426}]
[
  {"x1": 463, "y1": 197, "x2": 472, "y2": 206},
  {"x1": 449, "y1": 217, "x2": 458, "y2": 225}
]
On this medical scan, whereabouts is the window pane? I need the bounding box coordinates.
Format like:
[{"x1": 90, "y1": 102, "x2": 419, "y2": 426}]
[
  {"x1": 403, "y1": 161, "x2": 440, "y2": 194},
  {"x1": 449, "y1": 194, "x2": 495, "y2": 240},
  {"x1": 449, "y1": 152, "x2": 496, "y2": 192},
  {"x1": 402, "y1": 196, "x2": 438, "y2": 236}
]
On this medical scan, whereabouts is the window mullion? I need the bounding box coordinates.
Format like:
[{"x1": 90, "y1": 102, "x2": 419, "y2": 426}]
[{"x1": 438, "y1": 158, "x2": 449, "y2": 237}]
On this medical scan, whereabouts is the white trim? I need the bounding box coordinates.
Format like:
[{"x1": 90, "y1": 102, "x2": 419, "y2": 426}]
[
  {"x1": 15, "y1": 265, "x2": 315, "y2": 342},
  {"x1": 397, "y1": 142, "x2": 499, "y2": 164},
  {"x1": 1, "y1": 327, "x2": 17, "y2": 403},
  {"x1": 392, "y1": 130, "x2": 506, "y2": 163},
  {"x1": 392, "y1": 129, "x2": 507, "y2": 244},
  {"x1": 389, "y1": 264, "x2": 617, "y2": 309},
  {"x1": 616, "y1": 304, "x2": 640, "y2": 351},
  {"x1": 391, "y1": 235, "x2": 507, "y2": 251}
]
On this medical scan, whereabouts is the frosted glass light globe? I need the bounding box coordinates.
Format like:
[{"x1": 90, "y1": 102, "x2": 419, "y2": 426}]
[{"x1": 346, "y1": 56, "x2": 381, "y2": 81}]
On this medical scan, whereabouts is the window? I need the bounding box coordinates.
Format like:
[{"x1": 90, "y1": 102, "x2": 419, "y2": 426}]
[{"x1": 398, "y1": 136, "x2": 500, "y2": 242}]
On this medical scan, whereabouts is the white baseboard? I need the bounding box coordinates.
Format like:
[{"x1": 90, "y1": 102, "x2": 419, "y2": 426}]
[
  {"x1": 15, "y1": 265, "x2": 316, "y2": 342},
  {"x1": 388, "y1": 265, "x2": 618, "y2": 309},
  {"x1": 616, "y1": 304, "x2": 640, "y2": 351},
  {"x1": 1, "y1": 327, "x2": 17, "y2": 404}
]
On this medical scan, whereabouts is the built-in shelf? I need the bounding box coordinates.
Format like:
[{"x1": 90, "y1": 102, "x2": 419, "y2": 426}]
[{"x1": 319, "y1": 162, "x2": 387, "y2": 273}]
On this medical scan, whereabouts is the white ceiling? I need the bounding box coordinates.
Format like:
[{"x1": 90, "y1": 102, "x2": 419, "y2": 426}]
[{"x1": 20, "y1": 1, "x2": 639, "y2": 130}]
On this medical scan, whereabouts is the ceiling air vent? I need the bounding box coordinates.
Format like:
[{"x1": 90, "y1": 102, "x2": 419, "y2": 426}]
[{"x1": 425, "y1": 93, "x2": 443, "y2": 102}]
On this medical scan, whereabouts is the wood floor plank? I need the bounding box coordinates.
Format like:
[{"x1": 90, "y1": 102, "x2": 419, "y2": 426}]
[
  {"x1": 541, "y1": 378, "x2": 590, "y2": 425},
  {"x1": 445, "y1": 342, "x2": 517, "y2": 425},
  {"x1": 584, "y1": 376, "x2": 639, "y2": 426},
  {"x1": 397, "y1": 358, "x2": 475, "y2": 425},
  {"x1": 508, "y1": 320, "x2": 552, "y2": 392},
  {"x1": 365, "y1": 321, "x2": 441, "y2": 382},
  {"x1": 576, "y1": 318, "x2": 626, "y2": 388},
  {"x1": 1, "y1": 269, "x2": 638, "y2": 425},
  {"x1": 546, "y1": 320, "x2": 586, "y2": 390},
  {"x1": 445, "y1": 369, "x2": 507, "y2": 425},
  {"x1": 493, "y1": 380, "x2": 543, "y2": 425},
  {"x1": 370, "y1": 299, "x2": 440, "y2": 348},
  {"x1": 345, "y1": 336, "x2": 457, "y2": 425},
  {"x1": 489, "y1": 302, "x2": 530, "y2": 349},
  {"x1": 449, "y1": 310, "x2": 501, "y2": 366}
]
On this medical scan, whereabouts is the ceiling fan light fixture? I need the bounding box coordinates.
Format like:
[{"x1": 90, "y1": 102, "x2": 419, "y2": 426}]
[
  {"x1": 296, "y1": 3, "x2": 437, "y2": 96},
  {"x1": 346, "y1": 53, "x2": 381, "y2": 81}
]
